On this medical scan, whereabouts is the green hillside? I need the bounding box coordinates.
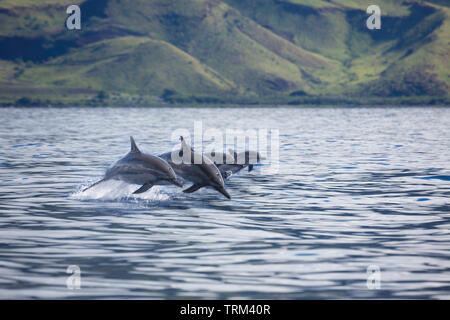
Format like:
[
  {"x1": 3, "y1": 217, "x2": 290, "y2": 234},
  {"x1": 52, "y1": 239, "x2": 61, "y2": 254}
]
[{"x1": 0, "y1": 0, "x2": 448, "y2": 105}]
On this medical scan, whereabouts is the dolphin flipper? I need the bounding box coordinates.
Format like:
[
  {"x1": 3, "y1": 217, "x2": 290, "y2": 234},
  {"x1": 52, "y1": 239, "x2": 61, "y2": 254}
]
[
  {"x1": 133, "y1": 183, "x2": 153, "y2": 194},
  {"x1": 223, "y1": 170, "x2": 233, "y2": 179},
  {"x1": 183, "y1": 184, "x2": 203, "y2": 193},
  {"x1": 248, "y1": 164, "x2": 254, "y2": 172}
]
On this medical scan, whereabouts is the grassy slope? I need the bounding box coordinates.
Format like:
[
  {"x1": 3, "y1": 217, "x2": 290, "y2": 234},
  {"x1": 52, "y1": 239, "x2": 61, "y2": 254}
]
[
  {"x1": 225, "y1": 0, "x2": 449, "y2": 98},
  {"x1": 101, "y1": 0, "x2": 335, "y2": 95},
  {"x1": 21, "y1": 36, "x2": 240, "y2": 95},
  {"x1": 0, "y1": 0, "x2": 84, "y2": 37},
  {"x1": 0, "y1": 0, "x2": 448, "y2": 104},
  {"x1": 356, "y1": 4, "x2": 449, "y2": 97}
]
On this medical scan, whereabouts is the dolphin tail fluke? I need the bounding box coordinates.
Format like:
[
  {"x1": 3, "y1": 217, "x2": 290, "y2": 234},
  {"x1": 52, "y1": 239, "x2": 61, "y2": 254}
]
[
  {"x1": 133, "y1": 183, "x2": 153, "y2": 194},
  {"x1": 248, "y1": 164, "x2": 254, "y2": 172},
  {"x1": 82, "y1": 178, "x2": 107, "y2": 192},
  {"x1": 183, "y1": 184, "x2": 202, "y2": 194}
]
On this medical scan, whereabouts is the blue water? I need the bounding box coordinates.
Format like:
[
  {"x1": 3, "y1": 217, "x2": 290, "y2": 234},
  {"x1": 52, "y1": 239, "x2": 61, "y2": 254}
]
[{"x1": 0, "y1": 106, "x2": 449, "y2": 299}]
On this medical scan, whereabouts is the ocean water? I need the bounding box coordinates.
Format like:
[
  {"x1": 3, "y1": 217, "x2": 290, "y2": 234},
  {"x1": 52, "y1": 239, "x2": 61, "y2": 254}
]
[{"x1": 0, "y1": 106, "x2": 449, "y2": 299}]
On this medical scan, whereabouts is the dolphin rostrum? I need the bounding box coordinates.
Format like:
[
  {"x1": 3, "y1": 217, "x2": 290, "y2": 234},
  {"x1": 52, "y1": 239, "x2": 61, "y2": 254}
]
[
  {"x1": 159, "y1": 137, "x2": 231, "y2": 199},
  {"x1": 83, "y1": 137, "x2": 183, "y2": 194}
]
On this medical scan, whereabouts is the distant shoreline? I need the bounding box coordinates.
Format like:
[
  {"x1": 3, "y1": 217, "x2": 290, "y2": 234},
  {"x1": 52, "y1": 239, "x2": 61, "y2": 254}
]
[
  {"x1": 1, "y1": 94, "x2": 450, "y2": 108},
  {"x1": 1, "y1": 103, "x2": 449, "y2": 108}
]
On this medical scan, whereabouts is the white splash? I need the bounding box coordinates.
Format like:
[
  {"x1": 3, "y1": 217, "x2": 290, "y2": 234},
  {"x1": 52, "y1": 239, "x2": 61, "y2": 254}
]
[{"x1": 71, "y1": 179, "x2": 171, "y2": 201}]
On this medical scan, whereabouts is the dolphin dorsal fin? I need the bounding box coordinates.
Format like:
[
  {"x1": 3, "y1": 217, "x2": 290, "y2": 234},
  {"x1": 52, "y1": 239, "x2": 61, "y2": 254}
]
[
  {"x1": 180, "y1": 136, "x2": 194, "y2": 152},
  {"x1": 228, "y1": 148, "x2": 238, "y2": 160},
  {"x1": 130, "y1": 136, "x2": 141, "y2": 153}
]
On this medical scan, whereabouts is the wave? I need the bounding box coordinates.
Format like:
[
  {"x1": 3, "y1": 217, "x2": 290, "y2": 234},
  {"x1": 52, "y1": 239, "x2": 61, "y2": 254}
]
[{"x1": 70, "y1": 179, "x2": 171, "y2": 201}]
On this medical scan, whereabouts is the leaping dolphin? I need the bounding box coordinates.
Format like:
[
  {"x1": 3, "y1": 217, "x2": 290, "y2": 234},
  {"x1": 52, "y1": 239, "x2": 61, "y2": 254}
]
[
  {"x1": 159, "y1": 137, "x2": 231, "y2": 199},
  {"x1": 83, "y1": 137, "x2": 183, "y2": 194},
  {"x1": 229, "y1": 149, "x2": 265, "y2": 172},
  {"x1": 205, "y1": 149, "x2": 265, "y2": 179}
]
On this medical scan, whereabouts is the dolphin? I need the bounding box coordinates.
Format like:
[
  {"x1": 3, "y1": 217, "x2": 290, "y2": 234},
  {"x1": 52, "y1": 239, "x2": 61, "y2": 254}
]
[
  {"x1": 83, "y1": 136, "x2": 183, "y2": 194},
  {"x1": 230, "y1": 149, "x2": 265, "y2": 172},
  {"x1": 203, "y1": 150, "x2": 239, "y2": 179},
  {"x1": 159, "y1": 137, "x2": 231, "y2": 199},
  {"x1": 205, "y1": 149, "x2": 265, "y2": 179}
]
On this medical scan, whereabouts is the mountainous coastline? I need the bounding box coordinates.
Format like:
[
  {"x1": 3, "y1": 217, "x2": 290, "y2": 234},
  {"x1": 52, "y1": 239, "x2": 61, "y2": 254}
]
[{"x1": 0, "y1": 0, "x2": 449, "y2": 105}]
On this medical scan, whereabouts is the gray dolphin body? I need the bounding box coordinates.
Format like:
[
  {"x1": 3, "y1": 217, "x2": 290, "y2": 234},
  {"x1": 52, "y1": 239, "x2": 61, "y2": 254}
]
[
  {"x1": 83, "y1": 137, "x2": 183, "y2": 194},
  {"x1": 159, "y1": 137, "x2": 231, "y2": 199},
  {"x1": 206, "y1": 149, "x2": 265, "y2": 179}
]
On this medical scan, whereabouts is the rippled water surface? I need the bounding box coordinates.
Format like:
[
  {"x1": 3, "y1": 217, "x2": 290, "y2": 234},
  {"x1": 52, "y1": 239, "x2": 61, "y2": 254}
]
[{"x1": 0, "y1": 107, "x2": 449, "y2": 299}]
